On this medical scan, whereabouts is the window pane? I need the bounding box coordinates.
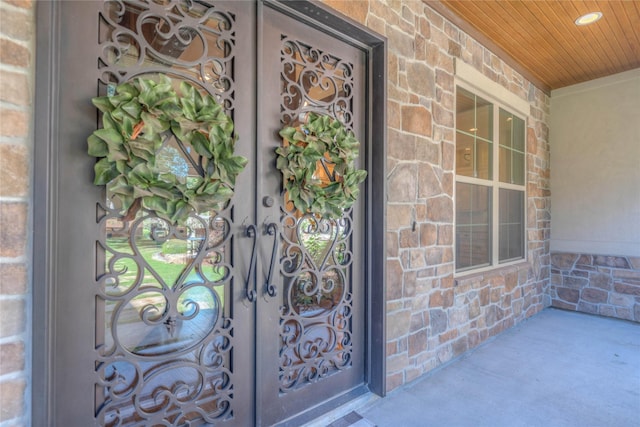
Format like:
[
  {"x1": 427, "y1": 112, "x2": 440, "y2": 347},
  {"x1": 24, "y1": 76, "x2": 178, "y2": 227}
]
[
  {"x1": 456, "y1": 183, "x2": 491, "y2": 270},
  {"x1": 499, "y1": 146, "x2": 511, "y2": 183},
  {"x1": 512, "y1": 115, "x2": 525, "y2": 152},
  {"x1": 499, "y1": 189, "x2": 524, "y2": 262},
  {"x1": 456, "y1": 132, "x2": 474, "y2": 177},
  {"x1": 499, "y1": 109, "x2": 525, "y2": 184},
  {"x1": 456, "y1": 88, "x2": 475, "y2": 133},
  {"x1": 499, "y1": 109, "x2": 512, "y2": 149},
  {"x1": 475, "y1": 98, "x2": 493, "y2": 141},
  {"x1": 512, "y1": 151, "x2": 525, "y2": 185},
  {"x1": 476, "y1": 139, "x2": 492, "y2": 180}
]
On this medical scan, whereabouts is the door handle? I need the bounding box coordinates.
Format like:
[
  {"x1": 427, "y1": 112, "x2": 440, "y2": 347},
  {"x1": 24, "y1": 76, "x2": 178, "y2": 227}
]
[
  {"x1": 264, "y1": 222, "x2": 278, "y2": 298},
  {"x1": 244, "y1": 224, "x2": 258, "y2": 303}
]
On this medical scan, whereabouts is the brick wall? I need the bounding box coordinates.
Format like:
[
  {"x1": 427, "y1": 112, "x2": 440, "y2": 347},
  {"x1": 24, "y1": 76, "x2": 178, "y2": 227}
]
[
  {"x1": 0, "y1": 0, "x2": 34, "y2": 425},
  {"x1": 550, "y1": 252, "x2": 640, "y2": 321},
  {"x1": 324, "y1": 0, "x2": 551, "y2": 391}
]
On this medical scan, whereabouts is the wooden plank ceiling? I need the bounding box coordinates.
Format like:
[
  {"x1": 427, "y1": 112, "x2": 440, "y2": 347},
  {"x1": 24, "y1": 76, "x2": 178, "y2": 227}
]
[{"x1": 427, "y1": 1, "x2": 640, "y2": 93}]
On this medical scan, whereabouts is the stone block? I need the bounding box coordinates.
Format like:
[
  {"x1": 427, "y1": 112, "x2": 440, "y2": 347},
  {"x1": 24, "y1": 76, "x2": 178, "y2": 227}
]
[
  {"x1": 0, "y1": 341, "x2": 24, "y2": 375},
  {"x1": 418, "y1": 163, "x2": 441, "y2": 198},
  {"x1": 438, "y1": 329, "x2": 458, "y2": 344},
  {"x1": 552, "y1": 299, "x2": 576, "y2": 311},
  {"x1": 388, "y1": 163, "x2": 417, "y2": 202},
  {"x1": 0, "y1": 300, "x2": 24, "y2": 338},
  {"x1": 628, "y1": 257, "x2": 640, "y2": 270},
  {"x1": 468, "y1": 298, "x2": 481, "y2": 319},
  {"x1": 550, "y1": 252, "x2": 578, "y2": 270},
  {"x1": 590, "y1": 272, "x2": 612, "y2": 290},
  {"x1": 403, "y1": 270, "x2": 417, "y2": 297},
  {"x1": 610, "y1": 293, "x2": 634, "y2": 308},
  {"x1": 562, "y1": 275, "x2": 588, "y2": 290},
  {"x1": 399, "y1": 228, "x2": 419, "y2": 248},
  {"x1": 612, "y1": 269, "x2": 640, "y2": 280},
  {"x1": 429, "y1": 308, "x2": 447, "y2": 334},
  {"x1": 432, "y1": 103, "x2": 453, "y2": 127},
  {"x1": 406, "y1": 61, "x2": 435, "y2": 98},
  {"x1": 425, "y1": 247, "x2": 443, "y2": 266},
  {"x1": 613, "y1": 282, "x2": 640, "y2": 297},
  {"x1": 386, "y1": 259, "x2": 404, "y2": 301},
  {"x1": 387, "y1": 309, "x2": 411, "y2": 340},
  {"x1": 449, "y1": 305, "x2": 469, "y2": 327},
  {"x1": 387, "y1": 204, "x2": 413, "y2": 230},
  {"x1": 389, "y1": 129, "x2": 417, "y2": 161},
  {"x1": 409, "y1": 249, "x2": 426, "y2": 269},
  {"x1": 556, "y1": 287, "x2": 579, "y2": 303},
  {"x1": 426, "y1": 195, "x2": 452, "y2": 222},
  {"x1": 0, "y1": 70, "x2": 30, "y2": 106},
  {"x1": 0, "y1": 108, "x2": 28, "y2": 138},
  {"x1": 4, "y1": 0, "x2": 33, "y2": 8},
  {"x1": 324, "y1": 0, "x2": 368, "y2": 24},
  {"x1": 594, "y1": 256, "x2": 630, "y2": 269},
  {"x1": 577, "y1": 301, "x2": 598, "y2": 315},
  {"x1": 416, "y1": 138, "x2": 440, "y2": 165},
  {"x1": 408, "y1": 329, "x2": 428, "y2": 356},
  {"x1": 599, "y1": 305, "x2": 616, "y2": 318},
  {"x1": 385, "y1": 372, "x2": 404, "y2": 393},
  {"x1": 0, "y1": 263, "x2": 27, "y2": 295},
  {"x1": 419, "y1": 223, "x2": 437, "y2": 247},
  {"x1": 615, "y1": 307, "x2": 633, "y2": 321},
  {"x1": 451, "y1": 336, "x2": 468, "y2": 357},
  {"x1": 0, "y1": 144, "x2": 29, "y2": 197},
  {"x1": 479, "y1": 286, "x2": 490, "y2": 306},
  {"x1": 0, "y1": 378, "x2": 25, "y2": 422},
  {"x1": 401, "y1": 104, "x2": 432, "y2": 137},
  {"x1": 581, "y1": 288, "x2": 608, "y2": 304},
  {"x1": 0, "y1": 39, "x2": 30, "y2": 67}
]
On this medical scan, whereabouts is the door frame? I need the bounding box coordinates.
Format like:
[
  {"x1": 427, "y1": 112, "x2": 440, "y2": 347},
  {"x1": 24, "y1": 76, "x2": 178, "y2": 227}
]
[{"x1": 32, "y1": 1, "x2": 387, "y2": 424}]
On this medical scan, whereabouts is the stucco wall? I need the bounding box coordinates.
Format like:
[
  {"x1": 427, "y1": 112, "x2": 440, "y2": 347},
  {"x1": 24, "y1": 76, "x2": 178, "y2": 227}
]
[
  {"x1": 0, "y1": 0, "x2": 34, "y2": 425},
  {"x1": 550, "y1": 69, "x2": 640, "y2": 257},
  {"x1": 549, "y1": 68, "x2": 640, "y2": 322}
]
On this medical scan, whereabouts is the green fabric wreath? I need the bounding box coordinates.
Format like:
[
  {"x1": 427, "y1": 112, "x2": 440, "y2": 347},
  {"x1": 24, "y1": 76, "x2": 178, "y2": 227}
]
[
  {"x1": 277, "y1": 112, "x2": 367, "y2": 219},
  {"x1": 88, "y1": 76, "x2": 247, "y2": 224}
]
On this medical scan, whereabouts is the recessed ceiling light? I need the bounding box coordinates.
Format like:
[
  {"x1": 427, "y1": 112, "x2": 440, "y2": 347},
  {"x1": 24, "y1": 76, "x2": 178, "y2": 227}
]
[{"x1": 575, "y1": 12, "x2": 602, "y2": 26}]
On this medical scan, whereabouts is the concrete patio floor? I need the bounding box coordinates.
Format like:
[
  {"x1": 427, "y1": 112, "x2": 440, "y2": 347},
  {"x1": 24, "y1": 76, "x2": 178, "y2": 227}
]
[{"x1": 319, "y1": 308, "x2": 640, "y2": 427}]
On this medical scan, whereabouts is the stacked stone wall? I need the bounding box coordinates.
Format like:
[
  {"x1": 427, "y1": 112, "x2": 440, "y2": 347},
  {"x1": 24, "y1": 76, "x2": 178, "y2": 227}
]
[
  {"x1": 0, "y1": 2, "x2": 553, "y2": 421},
  {"x1": 324, "y1": 0, "x2": 551, "y2": 391},
  {"x1": 550, "y1": 252, "x2": 640, "y2": 322},
  {"x1": 0, "y1": 0, "x2": 34, "y2": 425}
]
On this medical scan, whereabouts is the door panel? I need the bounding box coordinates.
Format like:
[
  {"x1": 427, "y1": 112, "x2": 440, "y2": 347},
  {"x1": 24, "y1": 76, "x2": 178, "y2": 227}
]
[
  {"x1": 53, "y1": 1, "x2": 255, "y2": 425},
  {"x1": 257, "y1": 5, "x2": 367, "y2": 425},
  {"x1": 45, "y1": 1, "x2": 369, "y2": 426}
]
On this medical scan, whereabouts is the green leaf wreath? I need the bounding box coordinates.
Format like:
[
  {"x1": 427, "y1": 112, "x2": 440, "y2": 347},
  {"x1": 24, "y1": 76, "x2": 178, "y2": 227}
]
[
  {"x1": 88, "y1": 75, "x2": 247, "y2": 224},
  {"x1": 277, "y1": 112, "x2": 368, "y2": 219}
]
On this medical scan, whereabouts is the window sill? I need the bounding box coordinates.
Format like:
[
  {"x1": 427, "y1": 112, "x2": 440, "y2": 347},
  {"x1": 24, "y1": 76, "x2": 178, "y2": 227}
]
[{"x1": 454, "y1": 260, "x2": 529, "y2": 285}]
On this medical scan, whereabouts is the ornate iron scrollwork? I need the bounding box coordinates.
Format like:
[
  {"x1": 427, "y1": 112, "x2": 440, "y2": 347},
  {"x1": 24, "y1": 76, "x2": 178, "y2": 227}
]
[
  {"x1": 95, "y1": 1, "x2": 238, "y2": 424},
  {"x1": 278, "y1": 36, "x2": 356, "y2": 393}
]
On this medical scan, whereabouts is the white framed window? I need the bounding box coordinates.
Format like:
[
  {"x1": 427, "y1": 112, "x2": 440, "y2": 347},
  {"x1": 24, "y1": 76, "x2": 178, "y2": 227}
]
[{"x1": 454, "y1": 83, "x2": 527, "y2": 273}]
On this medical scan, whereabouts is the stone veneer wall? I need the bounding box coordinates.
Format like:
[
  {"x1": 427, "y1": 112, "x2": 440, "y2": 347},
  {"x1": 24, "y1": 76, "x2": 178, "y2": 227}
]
[
  {"x1": 323, "y1": 0, "x2": 551, "y2": 392},
  {"x1": 0, "y1": 1, "x2": 552, "y2": 421},
  {"x1": 0, "y1": 0, "x2": 34, "y2": 425},
  {"x1": 550, "y1": 252, "x2": 640, "y2": 322}
]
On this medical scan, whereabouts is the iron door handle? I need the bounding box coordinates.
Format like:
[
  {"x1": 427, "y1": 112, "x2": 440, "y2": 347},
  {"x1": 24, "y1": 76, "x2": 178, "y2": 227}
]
[
  {"x1": 264, "y1": 222, "x2": 278, "y2": 298},
  {"x1": 244, "y1": 224, "x2": 258, "y2": 303}
]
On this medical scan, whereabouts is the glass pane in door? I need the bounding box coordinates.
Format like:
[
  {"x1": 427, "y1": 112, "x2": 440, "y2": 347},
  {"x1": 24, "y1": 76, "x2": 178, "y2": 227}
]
[
  {"x1": 95, "y1": 1, "x2": 240, "y2": 424},
  {"x1": 278, "y1": 37, "x2": 357, "y2": 393}
]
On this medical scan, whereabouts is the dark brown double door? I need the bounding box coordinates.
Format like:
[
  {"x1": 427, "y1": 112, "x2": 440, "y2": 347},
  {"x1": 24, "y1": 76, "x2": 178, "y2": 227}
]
[{"x1": 45, "y1": 1, "x2": 368, "y2": 426}]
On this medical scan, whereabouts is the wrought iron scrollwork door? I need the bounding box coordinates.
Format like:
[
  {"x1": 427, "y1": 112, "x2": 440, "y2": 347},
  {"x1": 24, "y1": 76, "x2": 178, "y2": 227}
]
[
  {"x1": 41, "y1": 1, "x2": 371, "y2": 426},
  {"x1": 256, "y1": 6, "x2": 367, "y2": 426}
]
